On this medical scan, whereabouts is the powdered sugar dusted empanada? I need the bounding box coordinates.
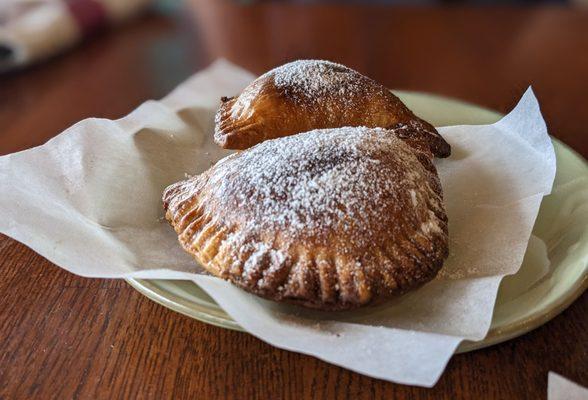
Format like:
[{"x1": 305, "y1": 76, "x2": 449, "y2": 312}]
[{"x1": 163, "y1": 126, "x2": 448, "y2": 310}]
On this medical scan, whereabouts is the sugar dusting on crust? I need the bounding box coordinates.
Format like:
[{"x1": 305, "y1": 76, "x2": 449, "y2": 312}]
[
  {"x1": 266, "y1": 60, "x2": 370, "y2": 103},
  {"x1": 229, "y1": 60, "x2": 378, "y2": 120},
  {"x1": 202, "y1": 127, "x2": 443, "y2": 248},
  {"x1": 226, "y1": 60, "x2": 385, "y2": 138}
]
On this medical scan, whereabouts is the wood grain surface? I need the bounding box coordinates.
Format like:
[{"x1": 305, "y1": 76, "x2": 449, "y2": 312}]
[{"x1": 0, "y1": 2, "x2": 587, "y2": 399}]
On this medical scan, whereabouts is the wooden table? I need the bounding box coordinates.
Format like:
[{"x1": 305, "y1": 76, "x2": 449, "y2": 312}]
[{"x1": 1, "y1": 2, "x2": 586, "y2": 398}]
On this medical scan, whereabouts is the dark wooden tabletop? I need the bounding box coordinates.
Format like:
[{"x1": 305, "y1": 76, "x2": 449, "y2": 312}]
[{"x1": 1, "y1": 1, "x2": 587, "y2": 399}]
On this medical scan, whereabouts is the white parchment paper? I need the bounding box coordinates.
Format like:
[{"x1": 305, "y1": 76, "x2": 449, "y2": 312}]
[
  {"x1": 548, "y1": 372, "x2": 588, "y2": 400},
  {"x1": 0, "y1": 60, "x2": 556, "y2": 387}
]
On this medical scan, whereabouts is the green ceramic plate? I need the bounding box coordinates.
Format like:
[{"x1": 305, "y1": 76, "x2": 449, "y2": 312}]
[{"x1": 127, "y1": 91, "x2": 588, "y2": 353}]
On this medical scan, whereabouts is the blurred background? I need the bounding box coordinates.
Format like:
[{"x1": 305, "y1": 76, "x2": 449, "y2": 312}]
[{"x1": 1, "y1": 0, "x2": 587, "y2": 157}]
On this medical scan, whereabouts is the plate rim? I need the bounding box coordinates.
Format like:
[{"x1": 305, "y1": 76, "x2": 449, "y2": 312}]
[
  {"x1": 126, "y1": 222, "x2": 587, "y2": 354},
  {"x1": 126, "y1": 91, "x2": 588, "y2": 354}
]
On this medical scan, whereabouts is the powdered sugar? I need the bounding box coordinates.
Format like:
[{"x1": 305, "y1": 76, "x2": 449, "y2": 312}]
[
  {"x1": 420, "y1": 211, "x2": 443, "y2": 235},
  {"x1": 410, "y1": 190, "x2": 418, "y2": 207},
  {"x1": 250, "y1": 60, "x2": 385, "y2": 117},
  {"x1": 268, "y1": 60, "x2": 363, "y2": 101},
  {"x1": 204, "y1": 126, "x2": 444, "y2": 248}
]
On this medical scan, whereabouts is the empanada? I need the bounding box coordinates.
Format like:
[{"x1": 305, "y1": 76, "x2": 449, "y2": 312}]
[
  {"x1": 214, "y1": 60, "x2": 451, "y2": 158},
  {"x1": 163, "y1": 127, "x2": 448, "y2": 310}
]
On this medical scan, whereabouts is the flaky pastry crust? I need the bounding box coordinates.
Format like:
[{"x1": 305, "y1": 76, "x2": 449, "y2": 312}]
[{"x1": 214, "y1": 60, "x2": 451, "y2": 158}]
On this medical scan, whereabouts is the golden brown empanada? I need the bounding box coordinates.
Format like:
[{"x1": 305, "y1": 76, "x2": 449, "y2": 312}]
[
  {"x1": 163, "y1": 126, "x2": 448, "y2": 310},
  {"x1": 214, "y1": 60, "x2": 451, "y2": 158}
]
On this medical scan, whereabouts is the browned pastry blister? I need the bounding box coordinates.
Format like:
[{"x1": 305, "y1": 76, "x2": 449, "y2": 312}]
[
  {"x1": 214, "y1": 60, "x2": 451, "y2": 158},
  {"x1": 163, "y1": 127, "x2": 449, "y2": 310}
]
